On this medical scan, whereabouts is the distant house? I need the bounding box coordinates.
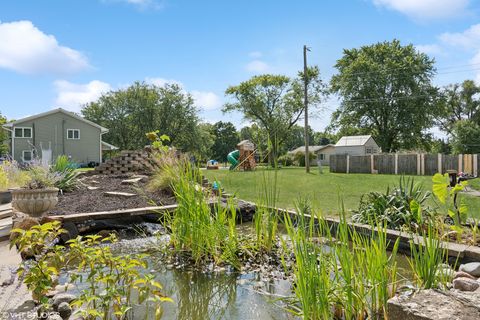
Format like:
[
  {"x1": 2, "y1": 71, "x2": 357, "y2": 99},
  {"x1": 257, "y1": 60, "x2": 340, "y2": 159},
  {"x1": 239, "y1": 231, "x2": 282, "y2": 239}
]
[
  {"x1": 334, "y1": 135, "x2": 380, "y2": 156},
  {"x1": 3, "y1": 108, "x2": 118, "y2": 165},
  {"x1": 288, "y1": 144, "x2": 336, "y2": 166}
]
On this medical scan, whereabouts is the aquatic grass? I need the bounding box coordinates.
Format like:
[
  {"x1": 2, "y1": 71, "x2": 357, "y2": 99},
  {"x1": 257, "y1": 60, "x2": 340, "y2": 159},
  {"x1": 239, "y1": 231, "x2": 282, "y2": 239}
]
[
  {"x1": 254, "y1": 167, "x2": 279, "y2": 252},
  {"x1": 282, "y1": 209, "x2": 334, "y2": 319},
  {"x1": 408, "y1": 225, "x2": 453, "y2": 289},
  {"x1": 166, "y1": 163, "x2": 240, "y2": 268}
]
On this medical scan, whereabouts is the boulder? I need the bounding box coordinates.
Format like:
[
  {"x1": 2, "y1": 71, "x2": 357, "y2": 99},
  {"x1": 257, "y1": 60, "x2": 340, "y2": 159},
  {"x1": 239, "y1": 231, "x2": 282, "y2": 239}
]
[
  {"x1": 52, "y1": 293, "x2": 76, "y2": 310},
  {"x1": 459, "y1": 262, "x2": 480, "y2": 277},
  {"x1": 57, "y1": 301, "x2": 72, "y2": 320},
  {"x1": 454, "y1": 271, "x2": 477, "y2": 280},
  {"x1": 388, "y1": 289, "x2": 480, "y2": 319},
  {"x1": 453, "y1": 277, "x2": 480, "y2": 292}
]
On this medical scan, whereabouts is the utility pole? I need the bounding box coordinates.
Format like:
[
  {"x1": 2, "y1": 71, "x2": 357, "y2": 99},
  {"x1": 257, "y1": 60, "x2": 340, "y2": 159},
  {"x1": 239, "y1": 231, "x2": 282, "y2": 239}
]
[{"x1": 303, "y1": 45, "x2": 310, "y2": 173}]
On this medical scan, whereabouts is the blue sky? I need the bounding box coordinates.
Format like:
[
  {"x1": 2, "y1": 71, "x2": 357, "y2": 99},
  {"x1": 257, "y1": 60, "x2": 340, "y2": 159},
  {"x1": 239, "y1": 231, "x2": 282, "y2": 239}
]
[{"x1": 1, "y1": 0, "x2": 480, "y2": 132}]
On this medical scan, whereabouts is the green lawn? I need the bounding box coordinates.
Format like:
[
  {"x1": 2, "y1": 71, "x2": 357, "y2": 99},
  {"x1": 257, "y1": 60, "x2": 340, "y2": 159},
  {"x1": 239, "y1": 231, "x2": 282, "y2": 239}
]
[{"x1": 204, "y1": 167, "x2": 480, "y2": 218}]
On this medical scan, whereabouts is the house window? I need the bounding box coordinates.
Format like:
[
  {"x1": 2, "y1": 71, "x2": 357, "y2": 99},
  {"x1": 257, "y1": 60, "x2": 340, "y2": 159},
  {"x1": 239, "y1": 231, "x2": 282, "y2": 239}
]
[
  {"x1": 14, "y1": 127, "x2": 32, "y2": 138},
  {"x1": 319, "y1": 154, "x2": 325, "y2": 160},
  {"x1": 67, "y1": 129, "x2": 80, "y2": 140},
  {"x1": 22, "y1": 150, "x2": 33, "y2": 162},
  {"x1": 366, "y1": 147, "x2": 373, "y2": 154}
]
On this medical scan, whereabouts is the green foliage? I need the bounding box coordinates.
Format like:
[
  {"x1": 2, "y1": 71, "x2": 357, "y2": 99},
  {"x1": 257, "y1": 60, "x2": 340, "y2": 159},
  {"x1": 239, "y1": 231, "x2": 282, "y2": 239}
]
[
  {"x1": 0, "y1": 161, "x2": 30, "y2": 190},
  {"x1": 432, "y1": 173, "x2": 468, "y2": 232},
  {"x1": 0, "y1": 113, "x2": 9, "y2": 156},
  {"x1": 146, "y1": 131, "x2": 170, "y2": 151},
  {"x1": 10, "y1": 222, "x2": 66, "y2": 306},
  {"x1": 450, "y1": 120, "x2": 480, "y2": 154},
  {"x1": 293, "y1": 151, "x2": 315, "y2": 167},
  {"x1": 166, "y1": 164, "x2": 240, "y2": 267},
  {"x1": 68, "y1": 234, "x2": 171, "y2": 320},
  {"x1": 209, "y1": 121, "x2": 239, "y2": 162},
  {"x1": 277, "y1": 153, "x2": 294, "y2": 167},
  {"x1": 435, "y1": 80, "x2": 480, "y2": 136},
  {"x1": 330, "y1": 39, "x2": 437, "y2": 152},
  {"x1": 352, "y1": 176, "x2": 432, "y2": 230},
  {"x1": 147, "y1": 148, "x2": 185, "y2": 192},
  {"x1": 253, "y1": 169, "x2": 279, "y2": 252},
  {"x1": 282, "y1": 209, "x2": 399, "y2": 319},
  {"x1": 11, "y1": 221, "x2": 171, "y2": 318},
  {"x1": 82, "y1": 81, "x2": 206, "y2": 156},
  {"x1": 52, "y1": 155, "x2": 78, "y2": 192},
  {"x1": 224, "y1": 69, "x2": 327, "y2": 163},
  {"x1": 408, "y1": 226, "x2": 453, "y2": 289},
  {"x1": 24, "y1": 164, "x2": 60, "y2": 190}
]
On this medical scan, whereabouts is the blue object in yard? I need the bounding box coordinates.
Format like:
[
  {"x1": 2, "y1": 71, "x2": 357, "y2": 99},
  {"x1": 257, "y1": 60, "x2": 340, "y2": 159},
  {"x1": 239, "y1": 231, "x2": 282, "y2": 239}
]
[{"x1": 212, "y1": 181, "x2": 220, "y2": 190}]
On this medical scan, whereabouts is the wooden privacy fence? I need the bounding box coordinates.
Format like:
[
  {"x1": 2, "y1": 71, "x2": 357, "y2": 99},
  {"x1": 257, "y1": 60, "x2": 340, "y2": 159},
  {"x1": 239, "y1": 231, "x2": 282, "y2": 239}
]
[{"x1": 330, "y1": 153, "x2": 479, "y2": 176}]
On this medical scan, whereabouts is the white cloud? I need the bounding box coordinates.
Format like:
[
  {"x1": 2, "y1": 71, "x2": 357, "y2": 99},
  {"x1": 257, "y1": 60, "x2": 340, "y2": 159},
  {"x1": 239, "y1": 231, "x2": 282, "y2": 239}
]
[
  {"x1": 191, "y1": 91, "x2": 221, "y2": 110},
  {"x1": 54, "y1": 80, "x2": 111, "y2": 112},
  {"x1": 0, "y1": 20, "x2": 89, "y2": 75},
  {"x1": 415, "y1": 44, "x2": 443, "y2": 55},
  {"x1": 246, "y1": 60, "x2": 270, "y2": 73},
  {"x1": 372, "y1": 0, "x2": 469, "y2": 20},
  {"x1": 440, "y1": 24, "x2": 480, "y2": 49}
]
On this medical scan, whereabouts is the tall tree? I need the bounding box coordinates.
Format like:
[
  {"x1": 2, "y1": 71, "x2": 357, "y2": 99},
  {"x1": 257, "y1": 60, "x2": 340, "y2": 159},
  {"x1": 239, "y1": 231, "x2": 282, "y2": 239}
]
[
  {"x1": 224, "y1": 67, "x2": 326, "y2": 162},
  {"x1": 435, "y1": 80, "x2": 480, "y2": 135},
  {"x1": 450, "y1": 120, "x2": 480, "y2": 154},
  {"x1": 82, "y1": 82, "x2": 202, "y2": 154},
  {"x1": 209, "y1": 121, "x2": 238, "y2": 162},
  {"x1": 330, "y1": 39, "x2": 437, "y2": 152},
  {"x1": 0, "y1": 113, "x2": 9, "y2": 156}
]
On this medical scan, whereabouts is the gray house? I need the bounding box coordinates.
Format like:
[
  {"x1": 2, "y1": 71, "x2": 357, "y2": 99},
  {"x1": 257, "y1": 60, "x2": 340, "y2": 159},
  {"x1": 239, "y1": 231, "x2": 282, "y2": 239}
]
[
  {"x1": 3, "y1": 108, "x2": 117, "y2": 165},
  {"x1": 334, "y1": 135, "x2": 380, "y2": 156}
]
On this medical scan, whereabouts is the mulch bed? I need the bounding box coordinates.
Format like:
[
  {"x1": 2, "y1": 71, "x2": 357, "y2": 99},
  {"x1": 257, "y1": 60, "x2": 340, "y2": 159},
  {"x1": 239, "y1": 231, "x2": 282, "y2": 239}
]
[{"x1": 49, "y1": 173, "x2": 175, "y2": 215}]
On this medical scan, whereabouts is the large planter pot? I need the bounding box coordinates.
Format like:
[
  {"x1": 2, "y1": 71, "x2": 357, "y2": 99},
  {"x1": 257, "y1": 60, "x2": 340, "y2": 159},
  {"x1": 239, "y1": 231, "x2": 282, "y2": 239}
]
[
  {"x1": 0, "y1": 190, "x2": 12, "y2": 204},
  {"x1": 11, "y1": 188, "x2": 59, "y2": 217}
]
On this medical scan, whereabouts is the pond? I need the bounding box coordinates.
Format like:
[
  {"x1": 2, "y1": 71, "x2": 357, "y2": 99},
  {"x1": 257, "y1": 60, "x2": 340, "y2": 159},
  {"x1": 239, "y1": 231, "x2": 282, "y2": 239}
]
[{"x1": 60, "y1": 222, "x2": 414, "y2": 320}]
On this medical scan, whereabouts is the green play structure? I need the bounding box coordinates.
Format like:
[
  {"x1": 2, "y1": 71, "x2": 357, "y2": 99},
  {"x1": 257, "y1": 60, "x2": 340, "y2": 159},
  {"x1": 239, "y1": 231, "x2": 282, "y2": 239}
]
[{"x1": 227, "y1": 150, "x2": 240, "y2": 170}]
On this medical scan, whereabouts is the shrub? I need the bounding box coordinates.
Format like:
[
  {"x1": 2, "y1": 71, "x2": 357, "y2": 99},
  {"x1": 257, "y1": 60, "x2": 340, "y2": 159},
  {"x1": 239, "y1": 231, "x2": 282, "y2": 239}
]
[
  {"x1": 293, "y1": 151, "x2": 315, "y2": 167},
  {"x1": 277, "y1": 154, "x2": 294, "y2": 166},
  {"x1": 51, "y1": 155, "x2": 79, "y2": 192},
  {"x1": 0, "y1": 161, "x2": 30, "y2": 190},
  {"x1": 352, "y1": 176, "x2": 433, "y2": 230}
]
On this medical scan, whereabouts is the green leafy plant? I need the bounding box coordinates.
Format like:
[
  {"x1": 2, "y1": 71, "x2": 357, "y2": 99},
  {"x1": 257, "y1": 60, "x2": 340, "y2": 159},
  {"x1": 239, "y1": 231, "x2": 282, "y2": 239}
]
[
  {"x1": 165, "y1": 163, "x2": 240, "y2": 268},
  {"x1": 146, "y1": 131, "x2": 170, "y2": 152},
  {"x1": 277, "y1": 153, "x2": 294, "y2": 167},
  {"x1": 432, "y1": 173, "x2": 468, "y2": 235},
  {"x1": 352, "y1": 176, "x2": 432, "y2": 230},
  {"x1": 51, "y1": 155, "x2": 78, "y2": 192},
  {"x1": 408, "y1": 225, "x2": 453, "y2": 289},
  {"x1": 10, "y1": 222, "x2": 67, "y2": 306}
]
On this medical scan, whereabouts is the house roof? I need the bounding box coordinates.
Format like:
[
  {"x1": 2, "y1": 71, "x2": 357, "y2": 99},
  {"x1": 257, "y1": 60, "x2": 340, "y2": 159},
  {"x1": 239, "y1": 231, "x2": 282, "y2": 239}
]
[
  {"x1": 2, "y1": 108, "x2": 108, "y2": 133},
  {"x1": 289, "y1": 144, "x2": 335, "y2": 154},
  {"x1": 335, "y1": 135, "x2": 373, "y2": 147},
  {"x1": 101, "y1": 141, "x2": 119, "y2": 151}
]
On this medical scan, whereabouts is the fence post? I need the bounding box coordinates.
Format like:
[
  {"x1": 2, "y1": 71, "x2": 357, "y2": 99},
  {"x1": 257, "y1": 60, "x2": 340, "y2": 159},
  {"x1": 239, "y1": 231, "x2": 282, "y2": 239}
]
[
  {"x1": 438, "y1": 153, "x2": 442, "y2": 174},
  {"x1": 370, "y1": 154, "x2": 374, "y2": 173},
  {"x1": 475, "y1": 154, "x2": 478, "y2": 177},
  {"x1": 458, "y1": 154, "x2": 463, "y2": 173},
  {"x1": 346, "y1": 155, "x2": 350, "y2": 174},
  {"x1": 394, "y1": 153, "x2": 399, "y2": 175},
  {"x1": 417, "y1": 153, "x2": 421, "y2": 175},
  {"x1": 421, "y1": 153, "x2": 425, "y2": 175}
]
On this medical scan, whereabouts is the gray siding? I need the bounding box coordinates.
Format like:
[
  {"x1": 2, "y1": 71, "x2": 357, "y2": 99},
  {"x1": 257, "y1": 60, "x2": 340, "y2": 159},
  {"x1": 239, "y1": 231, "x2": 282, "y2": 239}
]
[{"x1": 12, "y1": 112, "x2": 101, "y2": 164}]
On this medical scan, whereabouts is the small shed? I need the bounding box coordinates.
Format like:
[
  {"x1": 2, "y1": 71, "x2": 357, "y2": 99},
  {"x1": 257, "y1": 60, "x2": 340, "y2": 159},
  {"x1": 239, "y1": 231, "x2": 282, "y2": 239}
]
[
  {"x1": 334, "y1": 135, "x2": 380, "y2": 156},
  {"x1": 288, "y1": 144, "x2": 336, "y2": 166}
]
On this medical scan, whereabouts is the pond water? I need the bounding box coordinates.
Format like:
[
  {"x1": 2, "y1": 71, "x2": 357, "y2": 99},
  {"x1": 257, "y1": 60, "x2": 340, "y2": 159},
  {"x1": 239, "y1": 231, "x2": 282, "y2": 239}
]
[{"x1": 61, "y1": 223, "x2": 414, "y2": 320}]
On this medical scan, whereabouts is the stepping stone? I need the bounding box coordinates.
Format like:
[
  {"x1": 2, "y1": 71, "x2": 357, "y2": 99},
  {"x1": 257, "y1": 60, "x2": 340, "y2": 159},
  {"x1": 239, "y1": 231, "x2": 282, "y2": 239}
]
[
  {"x1": 87, "y1": 186, "x2": 99, "y2": 191},
  {"x1": 104, "y1": 191, "x2": 137, "y2": 198},
  {"x1": 121, "y1": 177, "x2": 143, "y2": 185},
  {"x1": 0, "y1": 210, "x2": 12, "y2": 220}
]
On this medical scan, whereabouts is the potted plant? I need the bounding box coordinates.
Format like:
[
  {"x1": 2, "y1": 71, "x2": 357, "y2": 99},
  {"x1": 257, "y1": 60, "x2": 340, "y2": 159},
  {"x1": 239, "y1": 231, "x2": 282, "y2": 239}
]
[{"x1": 11, "y1": 164, "x2": 60, "y2": 217}]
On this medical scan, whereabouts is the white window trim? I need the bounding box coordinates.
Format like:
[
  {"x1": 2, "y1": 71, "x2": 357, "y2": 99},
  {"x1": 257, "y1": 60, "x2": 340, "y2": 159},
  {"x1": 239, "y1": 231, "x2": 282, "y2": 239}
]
[
  {"x1": 14, "y1": 127, "x2": 33, "y2": 138},
  {"x1": 22, "y1": 150, "x2": 33, "y2": 162},
  {"x1": 67, "y1": 129, "x2": 81, "y2": 140}
]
